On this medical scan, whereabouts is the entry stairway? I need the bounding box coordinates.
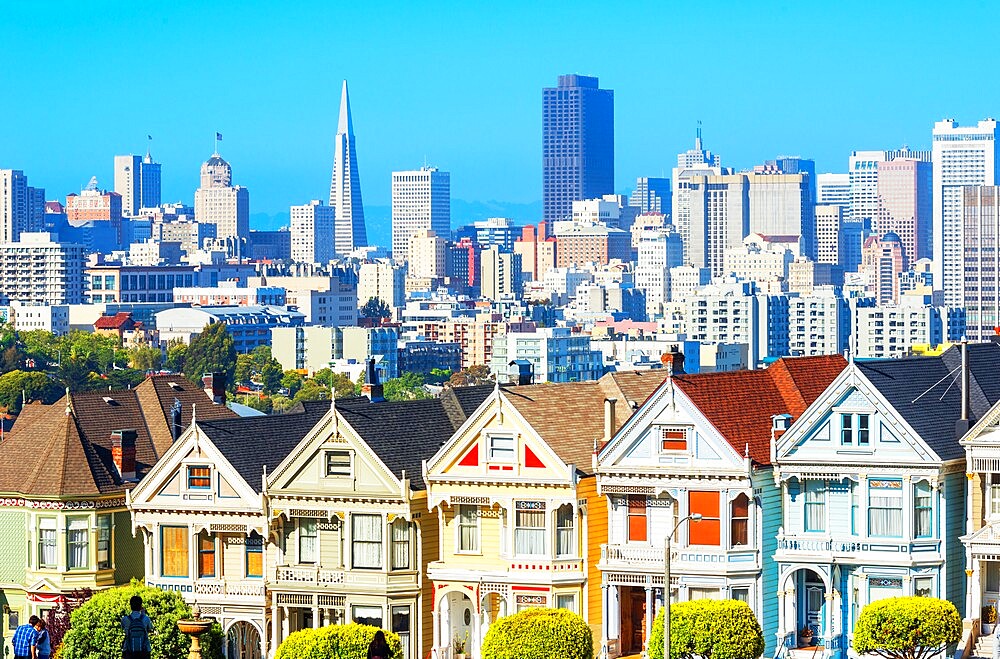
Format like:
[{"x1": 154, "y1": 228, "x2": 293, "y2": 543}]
[{"x1": 973, "y1": 634, "x2": 996, "y2": 659}]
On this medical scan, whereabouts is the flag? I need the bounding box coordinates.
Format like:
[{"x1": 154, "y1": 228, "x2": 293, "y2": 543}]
[{"x1": 216, "y1": 132, "x2": 223, "y2": 141}]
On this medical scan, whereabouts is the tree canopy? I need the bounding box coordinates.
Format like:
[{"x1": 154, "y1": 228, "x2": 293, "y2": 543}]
[
  {"x1": 182, "y1": 323, "x2": 236, "y2": 386},
  {"x1": 360, "y1": 297, "x2": 391, "y2": 322},
  {"x1": 648, "y1": 599, "x2": 764, "y2": 659},
  {"x1": 482, "y1": 607, "x2": 593, "y2": 659},
  {"x1": 853, "y1": 596, "x2": 961, "y2": 659}
]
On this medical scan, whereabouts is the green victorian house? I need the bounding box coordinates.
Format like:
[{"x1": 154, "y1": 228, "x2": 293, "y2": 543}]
[{"x1": 0, "y1": 375, "x2": 236, "y2": 656}]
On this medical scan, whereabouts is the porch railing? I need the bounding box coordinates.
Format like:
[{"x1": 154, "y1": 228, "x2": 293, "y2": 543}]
[
  {"x1": 776, "y1": 537, "x2": 942, "y2": 554},
  {"x1": 274, "y1": 565, "x2": 410, "y2": 587}
]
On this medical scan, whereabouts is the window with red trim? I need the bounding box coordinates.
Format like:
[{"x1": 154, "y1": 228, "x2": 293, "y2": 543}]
[
  {"x1": 661, "y1": 428, "x2": 688, "y2": 452},
  {"x1": 627, "y1": 495, "x2": 647, "y2": 542},
  {"x1": 688, "y1": 491, "x2": 721, "y2": 546}
]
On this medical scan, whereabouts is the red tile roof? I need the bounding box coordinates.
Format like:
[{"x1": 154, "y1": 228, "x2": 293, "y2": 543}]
[
  {"x1": 671, "y1": 355, "x2": 846, "y2": 466},
  {"x1": 94, "y1": 312, "x2": 135, "y2": 330}
]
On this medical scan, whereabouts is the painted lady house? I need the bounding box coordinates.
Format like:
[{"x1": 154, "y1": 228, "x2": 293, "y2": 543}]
[
  {"x1": 0, "y1": 375, "x2": 235, "y2": 657},
  {"x1": 594, "y1": 356, "x2": 845, "y2": 659},
  {"x1": 422, "y1": 372, "x2": 666, "y2": 659},
  {"x1": 772, "y1": 344, "x2": 1000, "y2": 659}
]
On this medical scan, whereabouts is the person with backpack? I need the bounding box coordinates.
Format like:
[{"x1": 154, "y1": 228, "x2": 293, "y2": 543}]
[
  {"x1": 31, "y1": 619, "x2": 51, "y2": 659},
  {"x1": 367, "y1": 630, "x2": 391, "y2": 659},
  {"x1": 120, "y1": 595, "x2": 153, "y2": 659}
]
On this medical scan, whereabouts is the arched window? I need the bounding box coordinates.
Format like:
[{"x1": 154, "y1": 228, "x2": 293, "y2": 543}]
[{"x1": 730, "y1": 494, "x2": 750, "y2": 547}]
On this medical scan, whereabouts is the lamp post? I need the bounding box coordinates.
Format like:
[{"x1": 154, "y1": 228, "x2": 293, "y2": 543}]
[{"x1": 664, "y1": 513, "x2": 702, "y2": 659}]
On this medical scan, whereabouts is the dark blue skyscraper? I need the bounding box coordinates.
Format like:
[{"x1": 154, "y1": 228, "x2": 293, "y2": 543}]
[{"x1": 542, "y1": 74, "x2": 614, "y2": 222}]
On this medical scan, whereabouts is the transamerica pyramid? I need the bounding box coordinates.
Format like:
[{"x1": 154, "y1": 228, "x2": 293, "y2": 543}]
[{"x1": 329, "y1": 80, "x2": 368, "y2": 254}]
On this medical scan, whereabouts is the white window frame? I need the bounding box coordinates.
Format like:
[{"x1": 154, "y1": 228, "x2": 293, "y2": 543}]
[
  {"x1": 67, "y1": 517, "x2": 89, "y2": 570},
  {"x1": 456, "y1": 505, "x2": 480, "y2": 554},
  {"x1": 514, "y1": 501, "x2": 546, "y2": 557},
  {"x1": 38, "y1": 517, "x2": 57, "y2": 569},
  {"x1": 555, "y1": 593, "x2": 577, "y2": 613},
  {"x1": 97, "y1": 514, "x2": 113, "y2": 570},
  {"x1": 486, "y1": 432, "x2": 516, "y2": 463},
  {"x1": 298, "y1": 518, "x2": 318, "y2": 564},
  {"x1": 659, "y1": 426, "x2": 690, "y2": 454},
  {"x1": 324, "y1": 450, "x2": 353, "y2": 478},
  {"x1": 556, "y1": 504, "x2": 575, "y2": 557}
]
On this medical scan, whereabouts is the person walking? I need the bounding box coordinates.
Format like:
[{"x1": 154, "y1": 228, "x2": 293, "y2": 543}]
[
  {"x1": 31, "y1": 619, "x2": 50, "y2": 659},
  {"x1": 121, "y1": 595, "x2": 153, "y2": 659},
  {"x1": 11, "y1": 616, "x2": 40, "y2": 659},
  {"x1": 367, "y1": 630, "x2": 391, "y2": 659}
]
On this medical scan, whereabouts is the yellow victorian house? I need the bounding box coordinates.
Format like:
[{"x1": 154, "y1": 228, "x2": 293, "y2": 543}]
[{"x1": 423, "y1": 373, "x2": 665, "y2": 659}]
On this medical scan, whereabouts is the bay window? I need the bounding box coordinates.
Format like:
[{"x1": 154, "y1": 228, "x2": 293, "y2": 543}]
[
  {"x1": 352, "y1": 514, "x2": 383, "y2": 569},
  {"x1": 730, "y1": 494, "x2": 749, "y2": 547},
  {"x1": 97, "y1": 514, "x2": 112, "y2": 569},
  {"x1": 868, "y1": 479, "x2": 903, "y2": 537},
  {"x1": 198, "y1": 532, "x2": 215, "y2": 578},
  {"x1": 161, "y1": 526, "x2": 189, "y2": 577},
  {"x1": 804, "y1": 480, "x2": 826, "y2": 532},
  {"x1": 38, "y1": 518, "x2": 56, "y2": 568},
  {"x1": 391, "y1": 518, "x2": 410, "y2": 570},
  {"x1": 556, "y1": 504, "x2": 575, "y2": 556},
  {"x1": 67, "y1": 518, "x2": 89, "y2": 569},
  {"x1": 914, "y1": 481, "x2": 933, "y2": 538},
  {"x1": 514, "y1": 501, "x2": 546, "y2": 555}
]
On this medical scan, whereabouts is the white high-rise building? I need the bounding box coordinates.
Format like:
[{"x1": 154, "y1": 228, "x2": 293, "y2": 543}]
[
  {"x1": 635, "y1": 230, "x2": 673, "y2": 319},
  {"x1": 481, "y1": 246, "x2": 522, "y2": 301},
  {"x1": 687, "y1": 173, "x2": 749, "y2": 276},
  {"x1": 0, "y1": 169, "x2": 28, "y2": 244},
  {"x1": 358, "y1": 259, "x2": 406, "y2": 310},
  {"x1": 962, "y1": 185, "x2": 1000, "y2": 341},
  {"x1": 816, "y1": 173, "x2": 851, "y2": 217},
  {"x1": 391, "y1": 167, "x2": 450, "y2": 259},
  {"x1": 194, "y1": 153, "x2": 249, "y2": 255},
  {"x1": 672, "y1": 131, "x2": 725, "y2": 264},
  {"x1": 114, "y1": 152, "x2": 161, "y2": 217},
  {"x1": 932, "y1": 119, "x2": 999, "y2": 306},
  {"x1": 290, "y1": 200, "x2": 334, "y2": 264},
  {"x1": 328, "y1": 80, "x2": 367, "y2": 255},
  {"x1": 787, "y1": 286, "x2": 849, "y2": 357},
  {"x1": 747, "y1": 172, "x2": 814, "y2": 258},
  {"x1": 850, "y1": 147, "x2": 931, "y2": 227},
  {"x1": 814, "y1": 204, "x2": 844, "y2": 265},
  {"x1": 407, "y1": 229, "x2": 448, "y2": 279},
  {"x1": 0, "y1": 232, "x2": 85, "y2": 305}
]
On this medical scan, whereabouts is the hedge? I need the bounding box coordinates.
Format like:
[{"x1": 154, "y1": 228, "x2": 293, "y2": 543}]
[
  {"x1": 853, "y1": 596, "x2": 961, "y2": 659},
  {"x1": 59, "y1": 580, "x2": 223, "y2": 659},
  {"x1": 648, "y1": 599, "x2": 764, "y2": 659},
  {"x1": 275, "y1": 623, "x2": 402, "y2": 659},
  {"x1": 481, "y1": 607, "x2": 592, "y2": 659}
]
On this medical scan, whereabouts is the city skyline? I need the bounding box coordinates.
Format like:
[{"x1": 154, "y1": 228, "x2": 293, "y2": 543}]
[{"x1": 3, "y1": 1, "x2": 999, "y2": 220}]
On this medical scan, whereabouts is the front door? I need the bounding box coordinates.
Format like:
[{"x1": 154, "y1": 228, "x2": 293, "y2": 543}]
[
  {"x1": 802, "y1": 572, "x2": 824, "y2": 643},
  {"x1": 629, "y1": 588, "x2": 647, "y2": 654}
]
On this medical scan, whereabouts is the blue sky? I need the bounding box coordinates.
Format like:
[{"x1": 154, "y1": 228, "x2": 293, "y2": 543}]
[{"x1": 1, "y1": 1, "x2": 997, "y2": 222}]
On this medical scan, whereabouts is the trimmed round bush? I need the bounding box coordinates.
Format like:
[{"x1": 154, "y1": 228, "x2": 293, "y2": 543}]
[
  {"x1": 853, "y1": 596, "x2": 961, "y2": 659},
  {"x1": 275, "y1": 623, "x2": 402, "y2": 659},
  {"x1": 648, "y1": 599, "x2": 764, "y2": 659},
  {"x1": 59, "y1": 580, "x2": 223, "y2": 659},
  {"x1": 481, "y1": 607, "x2": 593, "y2": 659}
]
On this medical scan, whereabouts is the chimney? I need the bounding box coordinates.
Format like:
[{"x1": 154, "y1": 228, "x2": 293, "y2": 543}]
[
  {"x1": 604, "y1": 398, "x2": 618, "y2": 445},
  {"x1": 361, "y1": 359, "x2": 384, "y2": 402},
  {"x1": 111, "y1": 429, "x2": 138, "y2": 481},
  {"x1": 659, "y1": 349, "x2": 685, "y2": 374},
  {"x1": 956, "y1": 341, "x2": 971, "y2": 438},
  {"x1": 202, "y1": 372, "x2": 226, "y2": 405}
]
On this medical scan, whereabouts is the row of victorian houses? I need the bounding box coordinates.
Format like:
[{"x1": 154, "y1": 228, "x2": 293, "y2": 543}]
[{"x1": 3, "y1": 345, "x2": 1000, "y2": 659}]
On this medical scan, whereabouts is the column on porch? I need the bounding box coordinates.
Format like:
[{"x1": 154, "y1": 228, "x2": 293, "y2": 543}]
[
  {"x1": 776, "y1": 588, "x2": 787, "y2": 651},
  {"x1": 270, "y1": 604, "x2": 282, "y2": 659},
  {"x1": 601, "y1": 584, "x2": 609, "y2": 652},
  {"x1": 431, "y1": 604, "x2": 440, "y2": 659},
  {"x1": 645, "y1": 585, "x2": 654, "y2": 647},
  {"x1": 969, "y1": 555, "x2": 982, "y2": 622},
  {"x1": 439, "y1": 596, "x2": 451, "y2": 658}
]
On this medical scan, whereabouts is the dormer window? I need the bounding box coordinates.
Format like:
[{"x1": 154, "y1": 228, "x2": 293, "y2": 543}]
[
  {"x1": 187, "y1": 465, "x2": 211, "y2": 489},
  {"x1": 488, "y1": 433, "x2": 516, "y2": 462},
  {"x1": 660, "y1": 427, "x2": 688, "y2": 452}
]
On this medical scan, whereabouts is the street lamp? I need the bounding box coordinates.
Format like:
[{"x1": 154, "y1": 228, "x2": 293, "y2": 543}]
[{"x1": 664, "y1": 513, "x2": 702, "y2": 659}]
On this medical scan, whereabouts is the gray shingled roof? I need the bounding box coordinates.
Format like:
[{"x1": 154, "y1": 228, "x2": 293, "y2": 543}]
[
  {"x1": 857, "y1": 342, "x2": 1000, "y2": 461},
  {"x1": 198, "y1": 401, "x2": 331, "y2": 492},
  {"x1": 337, "y1": 386, "x2": 493, "y2": 490}
]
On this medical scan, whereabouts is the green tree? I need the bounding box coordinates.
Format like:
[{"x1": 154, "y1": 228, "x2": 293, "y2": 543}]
[
  {"x1": 242, "y1": 395, "x2": 273, "y2": 414},
  {"x1": 0, "y1": 370, "x2": 62, "y2": 412},
  {"x1": 164, "y1": 340, "x2": 188, "y2": 373},
  {"x1": 271, "y1": 394, "x2": 293, "y2": 413},
  {"x1": 234, "y1": 353, "x2": 255, "y2": 385},
  {"x1": 57, "y1": 356, "x2": 95, "y2": 392},
  {"x1": 360, "y1": 297, "x2": 391, "y2": 322},
  {"x1": 482, "y1": 608, "x2": 592, "y2": 659},
  {"x1": 853, "y1": 596, "x2": 961, "y2": 659},
  {"x1": 260, "y1": 360, "x2": 283, "y2": 395},
  {"x1": 1, "y1": 344, "x2": 25, "y2": 372},
  {"x1": 330, "y1": 372, "x2": 357, "y2": 398},
  {"x1": 427, "y1": 367, "x2": 453, "y2": 385},
  {"x1": 128, "y1": 345, "x2": 163, "y2": 372},
  {"x1": 59, "y1": 580, "x2": 222, "y2": 659},
  {"x1": 275, "y1": 623, "x2": 401, "y2": 659},
  {"x1": 384, "y1": 372, "x2": 431, "y2": 401},
  {"x1": 648, "y1": 599, "x2": 764, "y2": 659},
  {"x1": 182, "y1": 323, "x2": 236, "y2": 386},
  {"x1": 293, "y1": 380, "x2": 330, "y2": 402},
  {"x1": 280, "y1": 370, "x2": 304, "y2": 397}
]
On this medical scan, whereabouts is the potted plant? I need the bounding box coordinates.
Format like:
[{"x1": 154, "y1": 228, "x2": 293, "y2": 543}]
[
  {"x1": 983, "y1": 604, "x2": 997, "y2": 635},
  {"x1": 799, "y1": 625, "x2": 815, "y2": 647},
  {"x1": 453, "y1": 633, "x2": 468, "y2": 659}
]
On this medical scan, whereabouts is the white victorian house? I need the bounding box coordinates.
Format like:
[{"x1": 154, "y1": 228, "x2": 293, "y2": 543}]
[
  {"x1": 773, "y1": 344, "x2": 1000, "y2": 659},
  {"x1": 596, "y1": 356, "x2": 845, "y2": 659}
]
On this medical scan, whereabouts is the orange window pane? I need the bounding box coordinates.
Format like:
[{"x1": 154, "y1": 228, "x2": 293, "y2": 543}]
[
  {"x1": 689, "y1": 491, "x2": 721, "y2": 546},
  {"x1": 162, "y1": 526, "x2": 189, "y2": 577},
  {"x1": 689, "y1": 491, "x2": 720, "y2": 516},
  {"x1": 627, "y1": 495, "x2": 647, "y2": 542},
  {"x1": 198, "y1": 535, "x2": 215, "y2": 577},
  {"x1": 689, "y1": 519, "x2": 721, "y2": 546},
  {"x1": 246, "y1": 551, "x2": 262, "y2": 577}
]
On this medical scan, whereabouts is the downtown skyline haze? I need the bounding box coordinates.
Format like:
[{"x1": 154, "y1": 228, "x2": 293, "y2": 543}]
[{"x1": 2, "y1": 0, "x2": 998, "y2": 227}]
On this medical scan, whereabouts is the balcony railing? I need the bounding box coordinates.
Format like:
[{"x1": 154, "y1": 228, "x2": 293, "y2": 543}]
[
  {"x1": 146, "y1": 578, "x2": 265, "y2": 601},
  {"x1": 776, "y1": 536, "x2": 941, "y2": 554},
  {"x1": 274, "y1": 565, "x2": 416, "y2": 588},
  {"x1": 599, "y1": 544, "x2": 758, "y2": 569}
]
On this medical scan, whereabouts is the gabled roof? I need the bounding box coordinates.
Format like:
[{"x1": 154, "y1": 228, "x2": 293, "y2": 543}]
[
  {"x1": 337, "y1": 385, "x2": 494, "y2": 490},
  {"x1": 196, "y1": 401, "x2": 331, "y2": 493},
  {"x1": 94, "y1": 312, "x2": 136, "y2": 330},
  {"x1": 856, "y1": 342, "x2": 1000, "y2": 461},
  {"x1": 499, "y1": 371, "x2": 668, "y2": 476},
  {"x1": 0, "y1": 375, "x2": 234, "y2": 499},
  {"x1": 672, "y1": 355, "x2": 847, "y2": 466},
  {"x1": 134, "y1": 376, "x2": 237, "y2": 456}
]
